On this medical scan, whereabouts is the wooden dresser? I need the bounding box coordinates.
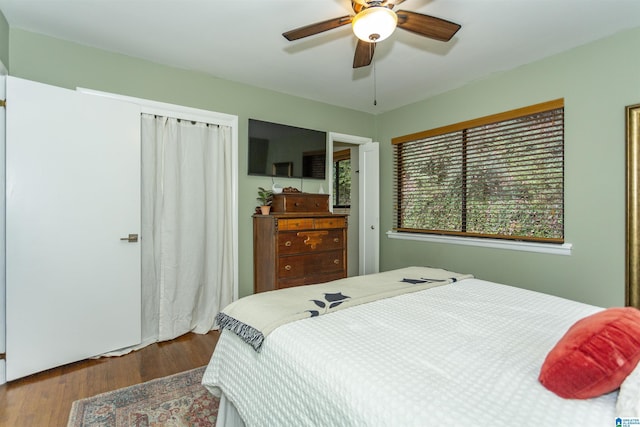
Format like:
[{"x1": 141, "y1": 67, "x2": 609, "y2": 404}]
[{"x1": 253, "y1": 193, "x2": 348, "y2": 293}]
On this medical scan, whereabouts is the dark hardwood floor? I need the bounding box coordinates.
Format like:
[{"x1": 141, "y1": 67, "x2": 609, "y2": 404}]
[{"x1": 0, "y1": 330, "x2": 220, "y2": 427}]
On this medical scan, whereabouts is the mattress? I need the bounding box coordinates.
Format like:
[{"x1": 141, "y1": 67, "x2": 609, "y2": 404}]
[{"x1": 203, "y1": 275, "x2": 617, "y2": 426}]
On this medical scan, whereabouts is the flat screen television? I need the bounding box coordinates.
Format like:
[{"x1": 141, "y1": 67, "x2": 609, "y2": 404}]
[{"x1": 248, "y1": 119, "x2": 327, "y2": 180}]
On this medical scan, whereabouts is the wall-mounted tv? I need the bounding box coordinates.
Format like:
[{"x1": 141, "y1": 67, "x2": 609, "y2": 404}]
[{"x1": 248, "y1": 119, "x2": 327, "y2": 180}]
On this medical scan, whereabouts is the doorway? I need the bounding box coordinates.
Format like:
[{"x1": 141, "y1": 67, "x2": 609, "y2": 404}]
[
  {"x1": 79, "y1": 88, "x2": 239, "y2": 352},
  {"x1": 328, "y1": 133, "x2": 379, "y2": 276},
  {"x1": 332, "y1": 142, "x2": 358, "y2": 276}
]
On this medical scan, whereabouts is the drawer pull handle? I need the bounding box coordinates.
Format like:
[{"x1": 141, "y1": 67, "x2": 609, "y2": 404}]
[
  {"x1": 294, "y1": 202, "x2": 301, "y2": 207},
  {"x1": 333, "y1": 238, "x2": 340, "y2": 243},
  {"x1": 333, "y1": 259, "x2": 340, "y2": 265},
  {"x1": 285, "y1": 265, "x2": 292, "y2": 271},
  {"x1": 285, "y1": 241, "x2": 292, "y2": 247}
]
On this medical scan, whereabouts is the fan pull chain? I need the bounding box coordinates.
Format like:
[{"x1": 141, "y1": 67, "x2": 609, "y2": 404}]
[{"x1": 373, "y1": 45, "x2": 377, "y2": 106}]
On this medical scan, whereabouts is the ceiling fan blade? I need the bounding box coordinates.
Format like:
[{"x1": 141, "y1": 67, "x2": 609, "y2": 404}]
[
  {"x1": 396, "y1": 11, "x2": 461, "y2": 42},
  {"x1": 353, "y1": 39, "x2": 375, "y2": 68},
  {"x1": 283, "y1": 16, "x2": 353, "y2": 41}
]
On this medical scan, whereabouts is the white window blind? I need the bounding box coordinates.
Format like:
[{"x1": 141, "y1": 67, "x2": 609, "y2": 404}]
[{"x1": 392, "y1": 99, "x2": 564, "y2": 243}]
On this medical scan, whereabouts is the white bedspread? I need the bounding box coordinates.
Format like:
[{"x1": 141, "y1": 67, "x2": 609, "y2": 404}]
[{"x1": 203, "y1": 276, "x2": 617, "y2": 426}]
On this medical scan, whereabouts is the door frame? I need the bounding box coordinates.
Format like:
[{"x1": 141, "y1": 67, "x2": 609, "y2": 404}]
[{"x1": 327, "y1": 132, "x2": 379, "y2": 275}]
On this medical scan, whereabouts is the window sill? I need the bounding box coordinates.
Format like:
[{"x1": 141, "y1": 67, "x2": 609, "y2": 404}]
[{"x1": 386, "y1": 231, "x2": 572, "y2": 256}]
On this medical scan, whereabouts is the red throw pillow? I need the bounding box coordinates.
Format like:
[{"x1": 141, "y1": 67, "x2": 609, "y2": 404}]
[{"x1": 539, "y1": 307, "x2": 640, "y2": 399}]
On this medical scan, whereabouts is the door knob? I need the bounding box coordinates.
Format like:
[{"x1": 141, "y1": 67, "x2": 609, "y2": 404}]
[{"x1": 120, "y1": 233, "x2": 138, "y2": 243}]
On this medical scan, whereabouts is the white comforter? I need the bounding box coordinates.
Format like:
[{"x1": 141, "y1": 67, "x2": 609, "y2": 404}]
[{"x1": 203, "y1": 275, "x2": 617, "y2": 426}]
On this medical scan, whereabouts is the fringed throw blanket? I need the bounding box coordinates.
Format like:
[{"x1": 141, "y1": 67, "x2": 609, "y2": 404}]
[{"x1": 216, "y1": 266, "x2": 473, "y2": 351}]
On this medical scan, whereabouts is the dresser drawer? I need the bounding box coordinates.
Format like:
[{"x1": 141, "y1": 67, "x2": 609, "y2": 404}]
[
  {"x1": 277, "y1": 250, "x2": 345, "y2": 279},
  {"x1": 278, "y1": 217, "x2": 347, "y2": 232},
  {"x1": 314, "y1": 217, "x2": 346, "y2": 229},
  {"x1": 278, "y1": 229, "x2": 345, "y2": 254},
  {"x1": 272, "y1": 193, "x2": 329, "y2": 213},
  {"x1": 277, "y1": 271, "x2": 346, "y2": 289},
  {"x1": 278, "y1": 218, "x2": 314, "y2": 230}
]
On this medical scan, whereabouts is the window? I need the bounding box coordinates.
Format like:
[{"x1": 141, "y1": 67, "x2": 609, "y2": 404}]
[
  {"x1": 392, "y1": 99, "x2": 564, "y2": 243},
  {"x1": 333, "y1": 149, "x2": 351, "y2": 208}
]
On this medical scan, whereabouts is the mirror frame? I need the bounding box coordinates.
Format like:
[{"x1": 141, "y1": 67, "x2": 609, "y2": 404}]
[{"x1": 626, "y1": 104, "x2": 640, "y2": 307}]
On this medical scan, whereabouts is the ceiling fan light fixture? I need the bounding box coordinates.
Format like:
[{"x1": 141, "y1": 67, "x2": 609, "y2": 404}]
[{"x1": 352, "y1": 7, "x2": 397, "y2": 43}]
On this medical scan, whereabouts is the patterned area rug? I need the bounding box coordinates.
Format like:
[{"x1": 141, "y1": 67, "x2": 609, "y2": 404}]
[{"x1": 67, "y1": 366, "x2": 219, "y2": 426}]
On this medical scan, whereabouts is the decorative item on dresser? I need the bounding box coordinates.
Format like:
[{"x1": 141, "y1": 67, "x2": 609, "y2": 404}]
[
  {"x1": 253, "y1": 192, "x2": 348, "y2": 293},
  {"x1": 256, "y1": 187, "x2": 273, "y2": 215}
]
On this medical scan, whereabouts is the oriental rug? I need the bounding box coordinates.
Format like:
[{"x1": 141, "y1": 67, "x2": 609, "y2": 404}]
[{"x1": 67, "y1": 366, "x2": 219, "y2": 426}]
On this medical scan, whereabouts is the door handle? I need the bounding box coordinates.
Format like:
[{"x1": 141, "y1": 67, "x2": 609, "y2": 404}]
[{"x1": 120, "y1": 233, "x2": 138, "y2": 243}]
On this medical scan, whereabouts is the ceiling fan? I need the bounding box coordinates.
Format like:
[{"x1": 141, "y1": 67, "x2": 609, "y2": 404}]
[{"x1": 282, "y1": 0, "x2": 462, "y2": 69}]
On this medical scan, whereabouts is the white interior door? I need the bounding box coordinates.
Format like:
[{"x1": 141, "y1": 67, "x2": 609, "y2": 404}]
[
  {"x1": 359, "y1": 142, "x2": 380, "y2": 274},
  {"x1": 5, "y1": 76, "x2": 142, "y2": 381},
  {"x1": 0, "y1": 71, "x2": 6, "y2": 384}
]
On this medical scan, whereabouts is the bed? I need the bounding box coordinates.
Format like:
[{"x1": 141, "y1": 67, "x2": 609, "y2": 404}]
[{"x1": 202, "y1": 266, "x2": 640, "y2": 426}]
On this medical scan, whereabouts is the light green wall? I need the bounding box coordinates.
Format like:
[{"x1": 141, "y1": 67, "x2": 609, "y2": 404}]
[
  {"x1": 377, "y1": 26, "x2": 640, "y2": 307},
  {"x1": 6, "y1": 24, "x2": 640, "y2": 307},
  {"x1": 0, "y1": 9, "x2": 8, "y2": 70},
  {"x1": 7, "y1": 28, "x2": 376, "y2": 298}
]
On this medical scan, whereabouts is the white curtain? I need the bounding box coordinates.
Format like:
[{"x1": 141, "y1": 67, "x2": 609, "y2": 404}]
[{"x1": 140, "y1": 113, "x2": 234, "y2": 346}]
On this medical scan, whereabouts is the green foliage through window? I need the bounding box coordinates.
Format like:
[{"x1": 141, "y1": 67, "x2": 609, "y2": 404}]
[
  {"x1": 392, "y1": 100, "x2": 564, "y2": 243},
  {"x1": 334, "y1": 150, "x2": 351, "y2": 208}
]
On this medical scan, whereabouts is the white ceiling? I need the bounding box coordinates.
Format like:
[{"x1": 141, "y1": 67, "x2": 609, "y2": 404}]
[{"x1": 1, "y1": 0, "x2": 640, "y2": 114}]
